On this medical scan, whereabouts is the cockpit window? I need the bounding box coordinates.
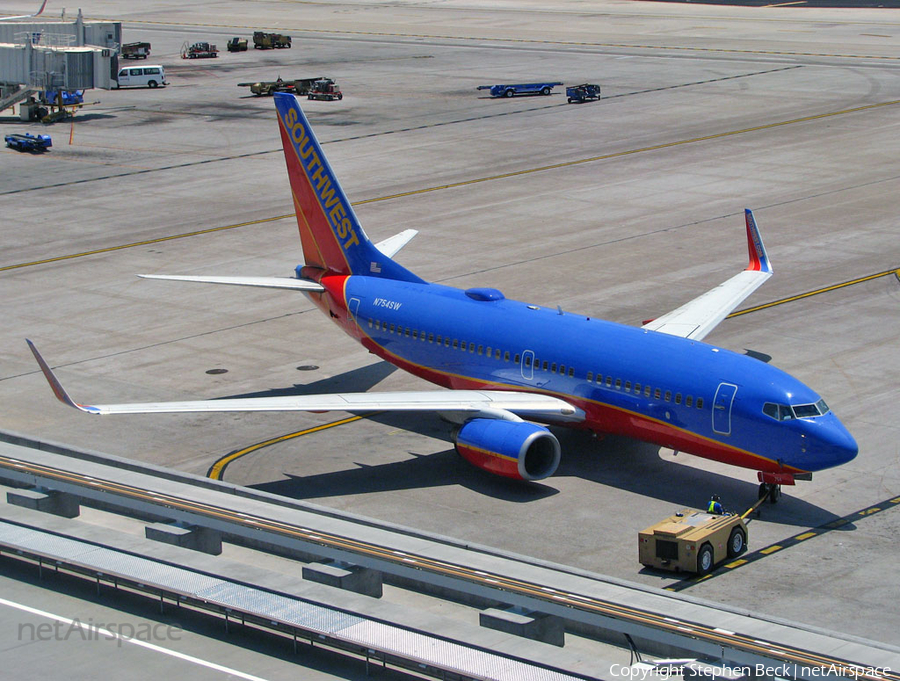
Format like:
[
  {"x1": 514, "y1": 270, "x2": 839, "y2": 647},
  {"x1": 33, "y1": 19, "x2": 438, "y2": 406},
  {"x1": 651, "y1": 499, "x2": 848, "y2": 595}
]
[
  {"x1": 793, "y1": 404, "x2": 820, "y2": 418},
  {"x1": 763, "y1": 403, "x2": 795, "y2": 421},
  {"x1": 764, "y1": 400, "x2": 830, "y2": 421}
]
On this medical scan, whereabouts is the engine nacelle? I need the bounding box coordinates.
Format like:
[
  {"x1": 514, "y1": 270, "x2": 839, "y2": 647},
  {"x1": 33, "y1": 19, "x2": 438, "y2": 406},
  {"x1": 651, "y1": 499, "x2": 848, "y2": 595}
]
[{"x1": 452, "y1": 418, "x2": 561, "y2": 481}]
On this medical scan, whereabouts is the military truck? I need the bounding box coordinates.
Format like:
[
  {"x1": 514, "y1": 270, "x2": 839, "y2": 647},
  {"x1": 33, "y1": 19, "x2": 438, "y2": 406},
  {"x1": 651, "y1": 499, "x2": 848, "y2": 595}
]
[
  {"x1": 638, "y1": 508, "x2": 747, "y2": 574},
  {"x1": 253, "y1": 31, "x2": 291, "y2": 49}
]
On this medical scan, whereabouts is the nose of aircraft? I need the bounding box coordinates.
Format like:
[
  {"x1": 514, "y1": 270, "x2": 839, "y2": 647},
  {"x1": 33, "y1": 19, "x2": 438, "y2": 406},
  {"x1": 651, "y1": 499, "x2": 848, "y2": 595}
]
[{"x1": 809, "y1": 416, "x2": 858, "y2": 470}]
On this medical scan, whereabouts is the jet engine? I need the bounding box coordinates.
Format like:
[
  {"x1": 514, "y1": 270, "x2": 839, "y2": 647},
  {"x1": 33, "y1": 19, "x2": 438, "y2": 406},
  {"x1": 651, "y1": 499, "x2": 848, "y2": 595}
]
[{"x1": 452, "y1": 418, "x2": 561, "y2": 481}]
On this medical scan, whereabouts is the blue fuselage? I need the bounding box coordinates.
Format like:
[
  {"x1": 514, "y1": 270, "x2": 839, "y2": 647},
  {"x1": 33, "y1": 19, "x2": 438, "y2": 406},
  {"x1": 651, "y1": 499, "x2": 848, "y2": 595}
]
[{"x1": 311, "y1": 274, "x2": 857, "y2": 477}]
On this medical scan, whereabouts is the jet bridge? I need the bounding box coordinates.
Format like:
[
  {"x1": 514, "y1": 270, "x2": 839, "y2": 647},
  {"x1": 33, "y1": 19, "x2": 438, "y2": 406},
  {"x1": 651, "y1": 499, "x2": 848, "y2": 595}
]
[{"x1": 0, "y1": 11, "x2": 120, "y2": 109}]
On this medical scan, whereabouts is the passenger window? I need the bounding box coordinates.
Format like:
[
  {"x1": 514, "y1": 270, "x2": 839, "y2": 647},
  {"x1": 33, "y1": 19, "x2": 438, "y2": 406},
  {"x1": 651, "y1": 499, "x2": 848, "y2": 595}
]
[
  {"x1": 605, "y1": 376, "x2": 612, "y2": 387},
  {"x1": 625, "y1": 381, "x2": 632, "y2": 391},
  {"x1": 405, "y1": 328, "x2": 410, "y2": 337},
  {"x1": 568, "y1": 367, "x2": 574, "y2": 377},
  {"x1": 654, "y1": 388, "x2": 661, "y2": 399},
  {"x1": 504, "y1": 351, "x2": 510, "y2": 361},
  {"x1": 118, "y1": 69, "x2": 127, "y2": 77},
  {"x1": 513, "y1": 353, "x2": 519, "y2": 363},
  {"x1": 390, "y1": 323, "x2": 395, "y2": 333},
  {"x1": 478, "y1": 345, "x2": 483, "y2": 355},
  {"x1": 484, "y1": 346, "x2": 490, "y2": 356},
  {"x1": 367, "y1": 319, "x2": 373, "y2": 328},
  {"x1": 382, "y1": 321, "x2": 388, "y2": 331},
  {"x1": 551, "y1": 363, "x2": 557, "y2": 373},
  {"x1": 559, "y1": 364, "x2": 565, "y2": 375},
  {"x1": 696, "y1": 397, "x2": 703, "y2": 409},
  {"x1": 146, "y1": 67, "x2": 159, "y2": 74},
  {"x1": 644, "y1": 386, "x2": 651, "y2": 398},
  {"x1": 634, "y1": 383, "x2": 640, "y2": 394},
  {"x1": 525, "y1": 356, "x2": 532, "y2": 367},
  {"x1": 428, "y1": 333, "x2": 434, "y2": 342},
  {"x1": 452, "y1": 339, "x2": 458, "y2": 349},
  {"x1": 412, "y1": 330, "x2": 418, "y2": 339},
  {"x1": 542, "y1": 361, "x2": 549, "y2": 371},
  {"x1": 444, "y1": 338, "x2": 450, "y2": 347},
  {"x1": 664, "y1": 391, "x2": 671, "y2": 402},
  {"x1": 596, "y1": 374, "x2": 603, "y2": 384},
  {"x1": 130, "y1": 69, "x2": 142, "y2": 75},
  {"x1": 675, "y1": 393, "x2": 682, "y2": 405},
  {"x1": 587, "y1": 372, "x2": 593, "y2": 382},
  {"x1": 469, "y1": 343, "x2": 475, "y2": 353},
  {"x1": 495, "y1": 349, "x2": 501, "y2": 360},
  {"x1": 615, "y1": 378, "x2": 622, "y2": 389},
  {"x1": 686, "y1": 396, "x2": 693, "y2": 408}
]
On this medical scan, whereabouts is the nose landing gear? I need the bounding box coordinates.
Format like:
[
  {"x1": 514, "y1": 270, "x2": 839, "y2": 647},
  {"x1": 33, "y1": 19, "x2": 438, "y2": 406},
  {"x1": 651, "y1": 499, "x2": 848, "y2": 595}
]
[{"x1": 758, "y1": 482, "x2": 781, "y2": 504}]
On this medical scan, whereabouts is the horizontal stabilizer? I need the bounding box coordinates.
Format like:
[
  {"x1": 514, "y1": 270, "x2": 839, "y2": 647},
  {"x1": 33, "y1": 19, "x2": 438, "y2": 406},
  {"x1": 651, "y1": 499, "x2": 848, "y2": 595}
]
[
  {"x1": 375, "y1": 229, "x2": 418, "y2": 258},
  {"x1": 138, "y1": 274, "x2": 325, "y2": 291}
]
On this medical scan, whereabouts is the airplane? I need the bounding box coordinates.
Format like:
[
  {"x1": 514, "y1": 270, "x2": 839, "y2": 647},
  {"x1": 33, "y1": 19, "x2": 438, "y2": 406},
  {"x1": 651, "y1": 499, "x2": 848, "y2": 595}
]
[
  {"x1": 28, "y1": 92, "x2": 858, "y2": 502},
  {"x1": 1, "y1": 0, "x2": 47, "y2": 21}
]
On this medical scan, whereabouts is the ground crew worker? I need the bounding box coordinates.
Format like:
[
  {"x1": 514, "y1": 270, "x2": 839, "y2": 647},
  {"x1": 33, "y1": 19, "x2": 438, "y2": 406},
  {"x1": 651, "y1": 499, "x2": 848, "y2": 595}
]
[{"x1": 707, "y1": 494, "x2": 724, "y2": 515}]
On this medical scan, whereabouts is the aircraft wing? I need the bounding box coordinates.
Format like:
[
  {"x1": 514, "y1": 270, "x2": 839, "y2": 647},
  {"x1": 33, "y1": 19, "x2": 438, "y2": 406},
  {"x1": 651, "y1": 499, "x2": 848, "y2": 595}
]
[
  {"x1": 27, "y1": 340, "x2": 583, "y2": 422},
  {"x1": 641, "y1": 209, "x2": 772, "y2": 341},
  {"x1": 0, "y1": 0, "x2": 46, "y2": 20}
]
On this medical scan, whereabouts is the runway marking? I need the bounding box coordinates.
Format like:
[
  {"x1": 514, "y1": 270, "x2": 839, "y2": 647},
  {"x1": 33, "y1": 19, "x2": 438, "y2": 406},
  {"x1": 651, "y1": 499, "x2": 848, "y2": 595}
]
[
  {"x1": 206, "y1": 413, "x2": 374, "y2": 480},
  {"x1": 0, "y1": 66, "x2": 797, "y2": 199},
  {"x1": 96, "y1": 15, "x2": 900, "y2": 61},
  {"x1": 0, "y1": 596, "x2": 272, "y2": 681},
  {"x1": 666, "y1": 496, "x2": 900, "y2": 592},
  {"x1": 5, "y1": 99, "x2": 900, "y2": 274},
  {"x1": 729, "y1": 268, "x2": 900, "y2": 317}
]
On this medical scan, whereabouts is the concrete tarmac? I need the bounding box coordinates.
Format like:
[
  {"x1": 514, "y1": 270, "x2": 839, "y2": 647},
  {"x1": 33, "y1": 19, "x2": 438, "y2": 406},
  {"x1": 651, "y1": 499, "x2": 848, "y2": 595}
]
[{"x1": 2, "y1": 0, "x2": 899, "y2": 667}]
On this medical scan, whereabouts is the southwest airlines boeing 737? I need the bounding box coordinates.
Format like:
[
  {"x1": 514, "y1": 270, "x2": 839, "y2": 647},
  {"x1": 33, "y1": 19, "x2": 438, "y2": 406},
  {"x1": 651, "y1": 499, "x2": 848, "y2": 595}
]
[{"x1": 29, "y1": 93, "x2": 858, "y2": 501}]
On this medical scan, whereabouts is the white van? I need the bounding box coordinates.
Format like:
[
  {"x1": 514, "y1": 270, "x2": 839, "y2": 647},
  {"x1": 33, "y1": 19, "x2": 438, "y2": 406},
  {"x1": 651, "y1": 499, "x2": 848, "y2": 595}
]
[{"x1": 115, "y1": 65, "x2": 167, "y2": 88}]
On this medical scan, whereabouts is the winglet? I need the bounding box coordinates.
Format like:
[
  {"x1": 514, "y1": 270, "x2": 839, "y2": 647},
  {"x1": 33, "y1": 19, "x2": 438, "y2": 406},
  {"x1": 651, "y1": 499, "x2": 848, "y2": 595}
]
[
  {"x1": 26, "y1": 340, "x2": 94, "y2": 413},
  {"x1": 744, "y1": 209, "x2": 772, "y2": 274}
]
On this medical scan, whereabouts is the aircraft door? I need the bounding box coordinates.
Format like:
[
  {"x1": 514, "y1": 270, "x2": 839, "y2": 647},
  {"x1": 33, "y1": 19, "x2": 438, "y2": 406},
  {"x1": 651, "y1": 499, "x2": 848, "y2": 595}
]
[
  {"x1": 712, "y1": 382, "x2": 737, "y2": 435},
  {"x1": 348, "y1": 297, "x2": 362, "y2": 338},
  {"x1": 521, "y1": 350, "x2": 534, "y2": 381}
]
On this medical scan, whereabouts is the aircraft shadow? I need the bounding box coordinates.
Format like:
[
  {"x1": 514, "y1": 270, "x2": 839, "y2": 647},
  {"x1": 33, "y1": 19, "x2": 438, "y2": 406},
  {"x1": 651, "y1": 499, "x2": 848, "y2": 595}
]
[
  {"x1": 217, "y1": 361, "x2": 844, "y2": 525},
  {"x1": 252, "y1": 448, "x2": 560, "y2": 503},
  {"x1": 553, "y1": 429, "x2": 844, "y2": 529},
  {"x1": 217, "y1": 360, "x2": 398, "y2": 399}
]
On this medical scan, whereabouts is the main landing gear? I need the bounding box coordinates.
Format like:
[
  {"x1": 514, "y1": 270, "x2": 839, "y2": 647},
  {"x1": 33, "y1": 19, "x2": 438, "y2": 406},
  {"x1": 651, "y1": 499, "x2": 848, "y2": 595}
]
[{"x1": 758, "y1": 482, "x2": 782, "y2": 504}]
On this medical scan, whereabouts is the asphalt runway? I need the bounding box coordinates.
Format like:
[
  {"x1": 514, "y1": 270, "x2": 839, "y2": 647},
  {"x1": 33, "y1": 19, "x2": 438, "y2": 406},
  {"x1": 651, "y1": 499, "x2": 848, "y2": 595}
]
[{"x1": 2, "y1": 0, "x2": 899, "y2": 659}]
